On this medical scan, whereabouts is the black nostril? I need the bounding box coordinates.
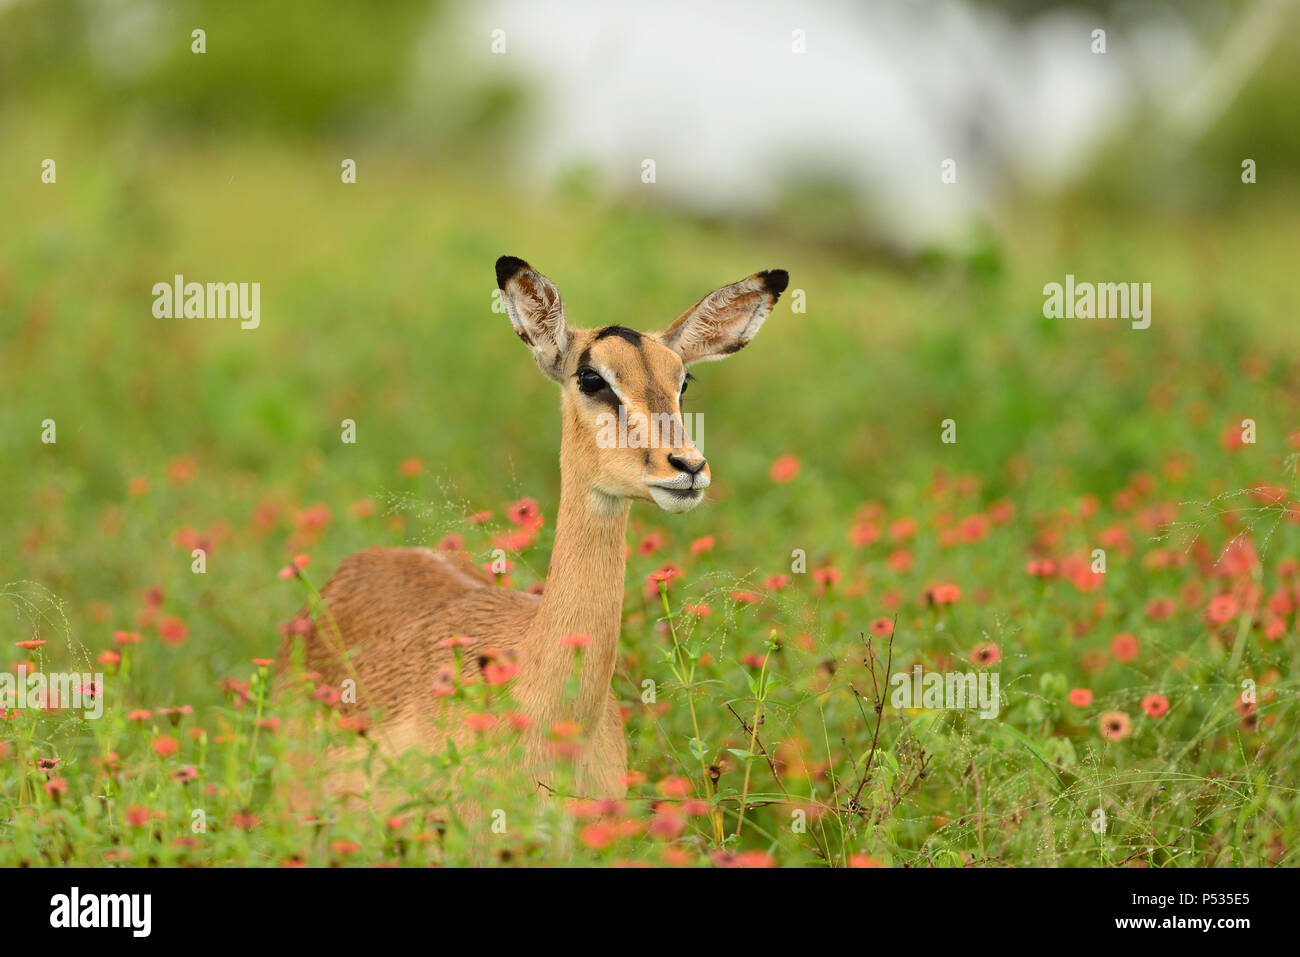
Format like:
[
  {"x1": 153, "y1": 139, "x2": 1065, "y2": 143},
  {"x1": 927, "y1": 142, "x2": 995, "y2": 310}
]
[{"x1": 668, "y1": 454, "x2": 705, "y2": 475}]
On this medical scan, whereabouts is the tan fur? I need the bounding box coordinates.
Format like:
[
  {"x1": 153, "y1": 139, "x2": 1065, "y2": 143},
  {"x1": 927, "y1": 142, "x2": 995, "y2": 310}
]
[{"x1": 275, "y1": 259, "x2": 786, "y2": 815}]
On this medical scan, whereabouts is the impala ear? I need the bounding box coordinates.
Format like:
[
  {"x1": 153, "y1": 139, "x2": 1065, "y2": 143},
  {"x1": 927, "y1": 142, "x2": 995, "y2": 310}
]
[
  {"x1": 496, "y1": 256, "x2": 569, "y2": 381},
  {"x1": 658, "y1": 269, "x2": 788, "y2": 364}
]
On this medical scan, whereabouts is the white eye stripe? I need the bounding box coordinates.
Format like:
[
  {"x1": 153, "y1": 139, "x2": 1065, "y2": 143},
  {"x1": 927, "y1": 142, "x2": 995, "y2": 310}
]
[{"x1": 594, "y1": 363, "x2": 629, "y2": 406}]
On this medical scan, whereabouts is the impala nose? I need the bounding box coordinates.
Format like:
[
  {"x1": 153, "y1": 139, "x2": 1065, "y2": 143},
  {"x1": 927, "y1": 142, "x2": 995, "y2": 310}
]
[{"x1": 668, "y1": 452, "x2": 707, "y2": 475}]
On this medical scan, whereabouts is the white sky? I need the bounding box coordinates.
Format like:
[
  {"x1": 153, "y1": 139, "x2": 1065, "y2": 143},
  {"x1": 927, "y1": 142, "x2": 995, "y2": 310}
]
[{"x1": 462, "y1": 0, "x2": 1204, "y2": 246}]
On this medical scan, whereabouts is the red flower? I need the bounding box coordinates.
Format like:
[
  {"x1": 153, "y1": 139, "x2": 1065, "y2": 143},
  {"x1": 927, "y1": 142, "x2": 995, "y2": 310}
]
[
  {"x1": 889, "y1": 517, "x2": 917, "y2": 541},
  {"x1": 167, "y1": 456, "x2": 198, "y2": 484},
  {"x1": 158, "y1": 616, "x2": 188, "y2": 645},
  {"x1": 1141, "y1": 694, "x2": 1169, "y2": 718},
  {"x1": 969, "y1": 642, "x2": 1000, "y2": 666},
  {"x1": 507, "y1": 497, "x2": 541, "y2": 527},
  {"x1": 850, "y1": 522, "x2": 879, "y2": 547},
  {"x1": 492, "y1": 525, "x2": 541, "y2": 552},
  {"x1": 1206, "y1": 594, "x2": 1238, "y2": 626},
  {"x1": 959, "y1": 514, "x2": 989, "y2": 543},
  {"x1": 690, "y1": 536, "x2": 715, "y2": 556},
  {"x1": 292, "y1": 503, "x2": 332, "y2": 533},
  {"x1": 988, "y1": 499, "x2": 1016, "y2": 524},
  {"x1": 151, "y1": 736, "x2": 180, "y2": 757},
  {"x1": 646, "y1": 564, "x2": 683, "y2": 594},
  {"x1": 656, "y1": 775, "x2": 692, "y2": 798},
  {"x1": 579, "y1": 822, "x2": 619, "y2": 850},
  {"x1": 711, "y1": 849, "x2": 775, "y2": 868},
  {"x1": 926, "y1": 583, "x2": 961, "y2": 605},
  {"x1": 648, "y1": 807, "x2": 686, "y2": 839},
  {"x1": 769, "y1": 454, "x2": 800, "y2": 484},
  {"x1": 870, "y1": 617, "x2": 894, "y2": 637},
  {"x1": 1067, "y1": 688, "x2": 1093, "y2": 708},
  {"x1": 887, "y1": 549, "x2": 913, "y2": 573},
  {"x1": 1099, "y1": 711, "x2": 1132, "y2": 741},
  {"x1": 312, "y1": 685, "x2": 342, "y2": 707},
  {"x1": 1145, "y1": 597, "x2": 1176, "y2": 621},
  {"x1": 550, "y1": 721, "x2": 582, "y2": 739},
  {"x1": 434, "y1": 530, "x2": 465, "y2": 553},
  {"x1": 480, "y1": 648, "x2": 520, "y2": 685},
  {"x1": 1110, "y1": 632, "x2": 1140, "y2": 663},
  {"x1": 813, "y1": 566, "x2": 841, "y2": 587}
]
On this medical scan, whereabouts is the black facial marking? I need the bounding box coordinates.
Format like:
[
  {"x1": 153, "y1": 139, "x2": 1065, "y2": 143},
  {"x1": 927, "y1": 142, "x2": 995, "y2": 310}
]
[{"x1": 594, "y1": 325, "x2": 643, "y2": 347}]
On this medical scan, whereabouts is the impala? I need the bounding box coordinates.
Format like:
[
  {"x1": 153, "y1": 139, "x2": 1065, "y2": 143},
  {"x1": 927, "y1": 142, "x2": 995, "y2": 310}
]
[{"x1": 277, "y1": 256, "x2": 788, "y2": 807}]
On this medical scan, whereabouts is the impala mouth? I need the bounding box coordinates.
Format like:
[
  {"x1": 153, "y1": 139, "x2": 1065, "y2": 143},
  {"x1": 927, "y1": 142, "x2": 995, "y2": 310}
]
[{"x1": 648, "y1": 474, "x2": 709, "y2": 513}]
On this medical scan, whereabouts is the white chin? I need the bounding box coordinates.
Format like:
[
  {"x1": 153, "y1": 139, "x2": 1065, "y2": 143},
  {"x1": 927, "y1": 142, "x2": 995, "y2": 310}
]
[{"x1": 649, "y1": 486, "x2": 705, "y2": 513}]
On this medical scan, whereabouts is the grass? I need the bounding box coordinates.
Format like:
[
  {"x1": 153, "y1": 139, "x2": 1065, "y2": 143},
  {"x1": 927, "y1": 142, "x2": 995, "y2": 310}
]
[{"x1": 2, "y1": 108, "x2": 1299, "y2": 866}]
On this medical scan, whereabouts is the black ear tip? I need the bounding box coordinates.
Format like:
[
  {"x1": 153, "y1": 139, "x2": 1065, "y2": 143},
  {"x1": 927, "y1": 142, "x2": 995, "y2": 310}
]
[
  {"x1": 495, "y1": 255, "x2": 531, "y2": 288},
  {"x1": 760, "y1": 269, "x2": 789, "y2": 295}
]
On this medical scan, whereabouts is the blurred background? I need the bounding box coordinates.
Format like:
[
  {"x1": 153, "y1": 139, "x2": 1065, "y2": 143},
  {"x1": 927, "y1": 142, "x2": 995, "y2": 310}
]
[{"x1": 2, "y1": 0, "x2": 1298, "y2": 696}]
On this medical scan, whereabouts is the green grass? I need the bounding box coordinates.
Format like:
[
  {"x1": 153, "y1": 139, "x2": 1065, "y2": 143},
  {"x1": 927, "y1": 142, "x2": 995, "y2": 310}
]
[{"x1": 2, "y1": 109, "x2": 1299, "y2": 866}]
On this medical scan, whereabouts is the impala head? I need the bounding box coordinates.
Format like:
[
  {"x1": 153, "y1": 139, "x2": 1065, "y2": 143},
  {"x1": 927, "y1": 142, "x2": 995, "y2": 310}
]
[{"x1": 496, "y1": 256, "x2": 787, "y2": 514}]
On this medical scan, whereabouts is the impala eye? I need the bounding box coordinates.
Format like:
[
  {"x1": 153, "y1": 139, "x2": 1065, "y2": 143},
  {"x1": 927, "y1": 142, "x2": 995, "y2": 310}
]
[{"x1": 577, "y1": 369, "x2": 608, "y2": 395}]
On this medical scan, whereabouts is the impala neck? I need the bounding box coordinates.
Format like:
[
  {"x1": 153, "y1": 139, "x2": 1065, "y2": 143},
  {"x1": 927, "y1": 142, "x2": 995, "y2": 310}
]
[{"x1": 524, "y1": 415, "x2": 629, "y2": 730}]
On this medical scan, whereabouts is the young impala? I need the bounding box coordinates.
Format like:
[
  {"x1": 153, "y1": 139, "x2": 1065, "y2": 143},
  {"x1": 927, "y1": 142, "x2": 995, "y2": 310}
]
[{"x1": 277, "y1": 256, "x2": 788, "y2": 807}]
